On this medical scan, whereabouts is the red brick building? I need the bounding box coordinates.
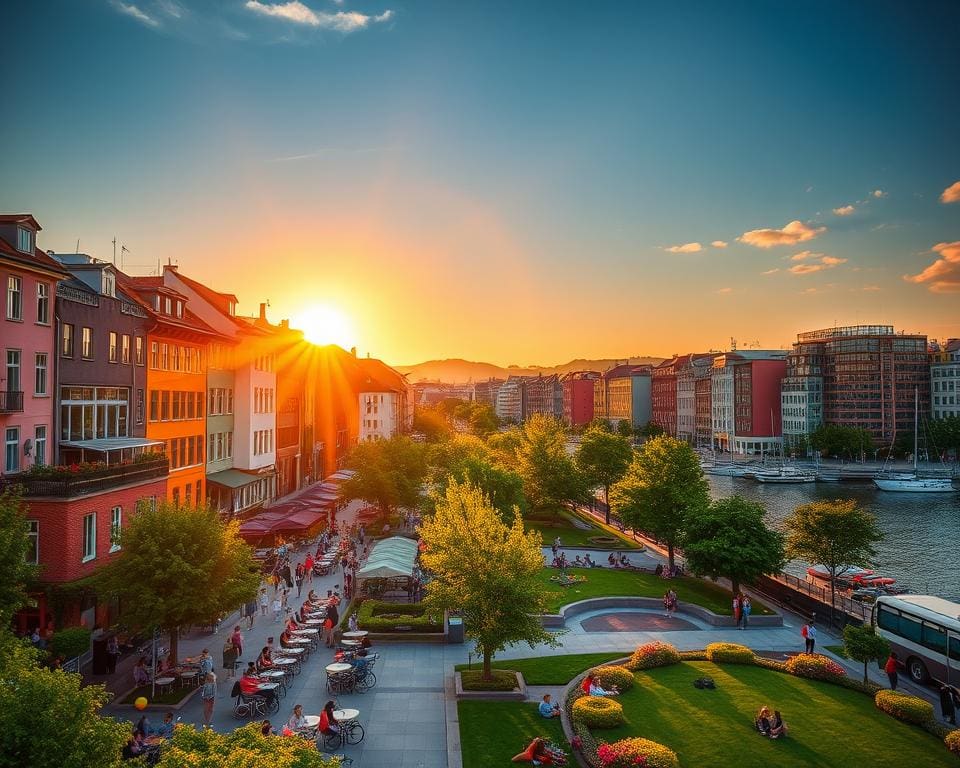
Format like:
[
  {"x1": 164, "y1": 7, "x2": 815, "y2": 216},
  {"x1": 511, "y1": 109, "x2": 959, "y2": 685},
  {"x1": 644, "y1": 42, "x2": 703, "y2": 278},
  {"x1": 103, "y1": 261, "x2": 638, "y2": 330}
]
[
  {"x1": 651, "y1": 357, "x2": 679, "y2": 436},
  {"x1": 732, "y1": 358, "x2": 787, "y2": 454},
  {"x1": 562, "y1": 371, "x2": 598, "y2": 426}
]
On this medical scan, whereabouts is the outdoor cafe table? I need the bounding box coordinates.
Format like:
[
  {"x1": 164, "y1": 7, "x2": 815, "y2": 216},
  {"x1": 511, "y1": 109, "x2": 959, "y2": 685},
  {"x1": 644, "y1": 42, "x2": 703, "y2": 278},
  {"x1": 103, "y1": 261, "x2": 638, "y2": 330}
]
[
  {"x1": 293, "y1": 628, "x2": 319, "y2": 635},
  {"x1": 342, "y1": 631, "x2": 368, "y2": 639},
  {"x1": 333, "y1": 708, "x2": 359, "y2": 722},
  {"x1": 325, "y1": 663, "x2": 351, "y2": 674},
  {"x1": 153, "y1": 676, "x2": 176, "y2": 694},
  {"x1": 339, "y1": 639, "x2": 360, "y2": 648},
  {"x1": 279, "y1": 645, "x2": 306, "y2": 654},
  {"x1": 273, "y1": 657, "x2": 297, "y2": 668},
  {"x1": 302, "y1": 715, "x2": 321, "y2": 733}
]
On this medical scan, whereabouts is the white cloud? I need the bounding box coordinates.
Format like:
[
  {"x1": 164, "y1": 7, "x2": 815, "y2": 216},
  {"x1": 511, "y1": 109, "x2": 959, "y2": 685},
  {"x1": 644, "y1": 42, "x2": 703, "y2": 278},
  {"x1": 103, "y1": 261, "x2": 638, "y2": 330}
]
[
  {"x1": 111, "y1": 1, "x2": 159, "y2": 27},
  {"x1": 716, "y1": 287, "x2": 732, "y2": 294},
  {"x1": 245, "y1": 1, "x2": 394, "y2": 31},
  {"x1": 861, "y1": 285, "x2": 881, "y2": 292},
  {"x1": 711, "y1": 240, "x2": 728, "y2": 249},
  {"x1": 820, "y1": 255, "x2": 847, "y2": 266},
  {"x1": 156, "y1": 0, "x2": 184, "y2": 18},
  {"x1": 903, "y1": 241, "x2": 960, "y2": 293},
  {"x1": 790, "y1": 250, "x2": 819, "y2": 261},
  {"x1": 761, "y1": 268, "x2": 780, "y2": 275},
  {"x1": 832, "y1": 205, "x2": 855, "y2": 216},
  {"x1": 872, "y1": 189, "x2": 887, "y2": 198},
  {"x1": 788, "y1": 253, "x2": 847, "y2": 275},
  {"x1": 738, "y1": 220, "x2": 826, "y2": 249},
  {"x1": 665, "y1": 242, "x2": 702, "y2": 254},
  {"x1": 940, "y1": 181, "x2": 960, "y2": 204}
]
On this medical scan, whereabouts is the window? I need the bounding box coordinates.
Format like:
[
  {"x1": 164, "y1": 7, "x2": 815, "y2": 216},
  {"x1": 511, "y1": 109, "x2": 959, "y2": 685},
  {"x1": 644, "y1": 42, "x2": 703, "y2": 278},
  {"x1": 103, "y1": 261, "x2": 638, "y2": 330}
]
[
  {"x1": 6, "y1": 349, "x2": 21, "y2": 394},
  {"x1": 149, "y1": 390, "x2": 159, "y2": 421},
  {"x1": 121, "y1": 334, "x2": 131, "y2": 364},
  {"x1": 171, "y1": 344, "x2": 180, "y2": 372},
  {"x1": 81, "y1": 327, "x2": 93, "y2": 359},
  {"x1": 34, "y1": 353, "x2": 47, "y2": 396},
  {"x1": 172, "y1": 487, "x2": 180, "y2": 506},
  {"x1": 172, "y1": 390, "x2": 181, "y2": 421},
  {"x1": 922, "y1": 623, "x2": 947, "y2": 654},
  {"x1": 62, "y1": 323, "x2": 74, "y2": 357},
  {"x1": 17, "y1": 226, "x2": 33, "y2": 254},
  {"x1": 36, "y1": 283, "x2": 49, "y2": 324},
  {"x1": 26, "y1": 520, "x2": 38, "y2": 564},
  {"x1": 161, "y1": 391, "x2": 170, "y2": 421},
  {"x1": 226, "y1": 431, "x2": 233, "y2": 458},
  {"x1": 185, "y1": 482, "x2": 192, "y2": 505},
  {"x1": 108, "y1": 332, "x2": 118, "y2": 363},
  {"x1": 6, "y1": 276, "x2": 22, "y2": 320},
  {"x1": 227, "y1": 388, "x2": 233, "y2": 414},
  {"x1": 5, "y1": 427, "x2": 19, "y2": 473},
  {"x1": 82, "y1": 513, "x2": 97, "y2": 562},
  {"x1": 60, "y1": 387, "x2": 130, "y2": 440},
  {"x1": 209, "y1": 433, "x2": 216, "y2": 462},
  {"x1": 136, "y1": 389, "x2": 144, "y2": 424},
  {"x1": 164, "y1": 297, "x2": 172, "y2": 315},
  {"x1": 150, "y1": 341, "x2": 159, "y2": 368},
  {"x1": 110, "y1": 506, "x2": 122, "y2": 552},
  {"x1": 135, "y1": 337, "x2": 144, "y2": 365},
  {"x1": 175, "y1": 300, "x2": 183, "y2": 318},
  {"x1": 160, "y1": 343, "x2": 169, "y2": 370},
  {"x1": 34, "y1": 426, "x2": 46, "y2": 467}
]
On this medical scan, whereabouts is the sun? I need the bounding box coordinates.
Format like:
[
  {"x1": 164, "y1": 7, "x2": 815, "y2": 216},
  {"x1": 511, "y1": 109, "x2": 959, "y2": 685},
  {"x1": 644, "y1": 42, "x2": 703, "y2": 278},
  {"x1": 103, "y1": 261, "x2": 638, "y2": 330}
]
[{"x1": 294, "y1": 304, "x2": 355, "y2": 348}]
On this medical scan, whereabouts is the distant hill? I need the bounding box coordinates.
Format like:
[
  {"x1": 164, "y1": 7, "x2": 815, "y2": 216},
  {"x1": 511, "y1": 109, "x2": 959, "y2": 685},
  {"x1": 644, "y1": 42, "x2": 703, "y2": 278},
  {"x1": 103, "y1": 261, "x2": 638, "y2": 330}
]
[{"x1": 394, "y1": 356, "x2": 666, "y2": 384}]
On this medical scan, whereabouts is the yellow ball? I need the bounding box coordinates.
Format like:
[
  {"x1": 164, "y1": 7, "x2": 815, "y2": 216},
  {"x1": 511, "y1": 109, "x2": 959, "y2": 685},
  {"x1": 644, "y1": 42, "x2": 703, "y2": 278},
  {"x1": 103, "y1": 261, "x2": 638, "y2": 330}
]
[{"x1": 134, "y1": 696, "x2": 148, "y2": 711}]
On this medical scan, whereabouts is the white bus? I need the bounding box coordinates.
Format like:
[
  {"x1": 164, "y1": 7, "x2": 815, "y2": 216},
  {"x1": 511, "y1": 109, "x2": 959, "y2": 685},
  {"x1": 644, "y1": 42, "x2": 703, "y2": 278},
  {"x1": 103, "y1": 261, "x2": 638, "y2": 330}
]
[{"x1": 872, "y1": 594, "x2": 960, "y2": 685}]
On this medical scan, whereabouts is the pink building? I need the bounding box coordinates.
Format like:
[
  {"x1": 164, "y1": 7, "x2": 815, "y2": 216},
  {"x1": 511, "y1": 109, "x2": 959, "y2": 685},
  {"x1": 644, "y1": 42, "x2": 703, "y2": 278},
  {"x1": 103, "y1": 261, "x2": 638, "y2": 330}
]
[
  {"x1": 1, "y1": 215, "x2": 67, "y2": 476},
  {"x1": 732, "y1": 358, "x2": 787, "y2": 455}
]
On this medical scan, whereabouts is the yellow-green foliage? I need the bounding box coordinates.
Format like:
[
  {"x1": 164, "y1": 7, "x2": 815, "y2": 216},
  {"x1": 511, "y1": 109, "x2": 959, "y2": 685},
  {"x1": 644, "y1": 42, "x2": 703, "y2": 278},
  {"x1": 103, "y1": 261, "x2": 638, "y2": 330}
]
[
  {"x1": 705, "y1": 643, "x2": 755, "y2": 664},
  {"x1": 572, "y1": 696, "x2": 626, "y2": 729},
  {"x1": 596, "y1": 737, "x2": 680, "y2": 768},
  {"x1": 874, "y1": 690, "x2": 935, "y2": 725},
  {"x1": 625, "y1": 641, "x2": 680, "y2": 671},
  {"x1": 590, "y1": 665, "x2": 635, "y2": 692},
  {"x1": 945, "y1": 729, "x2": 960, "y2": 756}
]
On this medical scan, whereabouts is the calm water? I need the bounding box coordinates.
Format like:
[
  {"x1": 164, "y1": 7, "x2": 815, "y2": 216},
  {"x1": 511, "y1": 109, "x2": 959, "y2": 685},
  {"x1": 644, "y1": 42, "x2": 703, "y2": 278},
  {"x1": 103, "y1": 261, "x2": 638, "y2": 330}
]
[{"x1": 706, "y1": 476, "x2": 960, "y2": 601}]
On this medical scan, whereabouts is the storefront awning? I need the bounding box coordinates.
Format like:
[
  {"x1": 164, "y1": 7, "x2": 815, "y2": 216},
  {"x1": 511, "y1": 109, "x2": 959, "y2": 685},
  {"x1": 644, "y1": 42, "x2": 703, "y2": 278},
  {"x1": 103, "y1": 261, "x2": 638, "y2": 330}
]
[
  {"x1": 356, "y1": 536, "x2": 418, "y2": 580},
  {"x1": 61, "y1": 438, "x2": 164, "y2": 451},
  {"x1": 207, "y1": 469, "x2": 263, "y2": 489}
]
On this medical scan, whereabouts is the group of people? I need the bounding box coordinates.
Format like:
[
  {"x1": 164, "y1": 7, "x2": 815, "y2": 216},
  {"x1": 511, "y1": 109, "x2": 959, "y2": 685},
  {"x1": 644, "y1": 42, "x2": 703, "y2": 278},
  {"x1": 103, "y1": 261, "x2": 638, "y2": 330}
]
[
  {"x1": 755, "y1": 707, "x2": 788, "y2": 739},
  {"x1": 123, "y1": 712, "x2": 179, "y2": 761},
  {"x1": 607, "y1": 552, "x2": 633, "y2": 568},
  {"x1": 733, "y1": 593, "x2": 753, "y2": 629},
  {"x1": 663, "y1": 589, "x2": 678, "y2": 618}
]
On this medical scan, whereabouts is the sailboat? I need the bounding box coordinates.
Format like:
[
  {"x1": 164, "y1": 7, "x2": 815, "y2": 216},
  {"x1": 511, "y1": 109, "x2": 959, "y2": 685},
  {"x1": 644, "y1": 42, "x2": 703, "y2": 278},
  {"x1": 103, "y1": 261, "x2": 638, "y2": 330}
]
[
  {"x1": 874, "y1": 389, "x2": 956, "y2": 493},
  {"x1": 754, "y1": 409, "x2": 816, "y2": 483}
]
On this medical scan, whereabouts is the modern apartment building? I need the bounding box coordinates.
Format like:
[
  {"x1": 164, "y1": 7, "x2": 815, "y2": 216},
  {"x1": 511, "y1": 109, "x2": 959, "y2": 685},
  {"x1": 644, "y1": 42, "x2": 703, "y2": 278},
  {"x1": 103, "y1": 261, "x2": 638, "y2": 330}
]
[
  {"x1": 495, "y1": 376, "x2": 524, "y2": 423},
  {"x1": 473, "y1": 378, "x2": 504, "y2": 407},
  {"x1": 522, "y1": 374, "x2": 561, "y2": 420},
  {"x1": 781, "y1": 325, "x2": 929, "y2": 445},
  {"x1": 561, "y1": 371, "x2": 598, "y2": 427},
  {"x1": 930, "y1": 339, "x2": 960, "y2": 420},
  {"x1": 694, "y1": 364, "x2": 713, "y2": 448},
  {"x1": 677, "y1": 355, "x2": 713, "y2": 443},
  {"x1": 731, "y1": 357, "x2": 787, "y2": 455}
]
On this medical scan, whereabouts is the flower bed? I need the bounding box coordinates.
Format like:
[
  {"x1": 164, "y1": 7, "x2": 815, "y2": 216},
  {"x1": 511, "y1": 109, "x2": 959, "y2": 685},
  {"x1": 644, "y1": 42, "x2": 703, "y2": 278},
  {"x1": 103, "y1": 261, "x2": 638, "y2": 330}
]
[
  {"x1": 875, "y1": 690, "x2": 935, "y2": 726},
  {"x1": 356, "y1": 600, "x2": 443, "y2": 633},
  {"x1": 946, "y1": 729, "x2": 960, "y2": 757},
  {"x1": 625, "y1": 641, "x2": 680, "y2": 671},
  {"x1": 784, "y1": 653, "x2": 847, "y2": 682},
  {"x1": 704, "y1": 642, "x2": 754, "y2": 664},
  {"x1": 591, "y1": 665, "x2": 635, "y2": 692},
  {"x1": 572, "y1": 696, "x2": 626, "y2": 729},
  {"x1": 596, "y1": 737, "x2": 680, "y2": 768}
]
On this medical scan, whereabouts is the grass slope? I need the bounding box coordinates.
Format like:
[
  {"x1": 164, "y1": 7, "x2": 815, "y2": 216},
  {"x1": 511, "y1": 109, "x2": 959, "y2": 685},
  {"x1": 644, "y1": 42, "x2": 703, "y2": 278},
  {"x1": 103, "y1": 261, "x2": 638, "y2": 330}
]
[
  {"x1": 456, "y1": 652, "x2": 631, "y2": 685},
  {"x1": 600, "y1": 661, "x2": 952, "y2": 768},
  {"x1": 536, "y1": 567, "x2": 773, "y2": 615},
  {"x1": 525, "y1": 508, "x2": 642, "y2": 549},
  {"x1": 458, "y1": 701, "x2": 566, "y2": 768}
]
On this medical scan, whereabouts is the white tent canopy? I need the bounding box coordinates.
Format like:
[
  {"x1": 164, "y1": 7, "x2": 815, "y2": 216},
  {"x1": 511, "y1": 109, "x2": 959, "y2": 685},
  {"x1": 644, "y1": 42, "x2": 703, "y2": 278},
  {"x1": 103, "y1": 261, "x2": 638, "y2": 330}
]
[{"x1": 356, "y1": 536, "x2": 418, "y2": 580}]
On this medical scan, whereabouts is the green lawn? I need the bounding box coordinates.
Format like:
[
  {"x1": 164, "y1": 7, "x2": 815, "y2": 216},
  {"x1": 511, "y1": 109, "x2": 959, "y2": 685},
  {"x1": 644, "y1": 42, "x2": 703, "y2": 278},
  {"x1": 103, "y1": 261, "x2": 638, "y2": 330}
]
[
  {"x1": 118, "y1": 684, "x2": 196, "y2": 707},
  {"x1": 458, "y1": 701, "x2": 567, "y2": 768},
  {"x1": 456, "y1": 652, "x2": 630, "y2": 684},
  {"x1": 536, "y1": 567, "x2": 773, "y2": 615},
  {"x1": 595, "y1": 661, "x2": 952, "y2": 768},
  {"x1": 823, "y1": 644, "x2": 849, "y2": 659},
  {"x1": 525, "y1": 508, "x2": 642, "y2": 549}
]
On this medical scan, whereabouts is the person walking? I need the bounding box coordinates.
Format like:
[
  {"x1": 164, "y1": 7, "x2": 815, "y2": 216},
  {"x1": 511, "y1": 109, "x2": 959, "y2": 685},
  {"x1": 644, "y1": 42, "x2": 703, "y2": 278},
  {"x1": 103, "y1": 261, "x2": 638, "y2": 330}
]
[
  {"x1": 295, "y1": 563, "x2": 305, "y2": 597},
  {"x1": 198, "y1": 648, "x2": 214, "y2": 679},
  {"x1": 322, "y1": 615, "x2": 335, "y2": 648},
  {"x1": 885, "y1": 652, "x2": 901, "y2": 690},
  {"x1": 733, "y1": 594, "x2": 742, "y2": 627},
  {"x1": 802, "y1": 620, "x2": 816, "y2": 654},
  {"x1": 272, "y1": 596, "x2": 283, "y2": 623},
  {"x1": 741, "y1": 597, "x2": 752, "y2": 629},
  {"x1": 245, "y1": 597, "x2": 258, "y2": 629},
  {"x1": 230, "y1": 625, "x2": 244, "y2": 659},
  {"x1": 106, "y1": 634, "x2": 120, "y2": 674},
  {"x1": 259, "y1": 588, "x2": 269, "y2": 617},
  {"x1": 222, "y1": 640, "x2": 238, "y2": 680},
  {"x1": 201, "y1": 672, "x2": 217, "y2": 726}
]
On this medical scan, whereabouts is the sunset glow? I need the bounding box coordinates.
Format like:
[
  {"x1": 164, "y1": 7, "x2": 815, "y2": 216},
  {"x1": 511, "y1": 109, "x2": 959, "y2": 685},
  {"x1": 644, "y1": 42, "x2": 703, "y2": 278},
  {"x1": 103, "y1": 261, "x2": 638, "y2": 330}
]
[{"x1": 294, "y1": 304, "x2": 356, "y2": 349}]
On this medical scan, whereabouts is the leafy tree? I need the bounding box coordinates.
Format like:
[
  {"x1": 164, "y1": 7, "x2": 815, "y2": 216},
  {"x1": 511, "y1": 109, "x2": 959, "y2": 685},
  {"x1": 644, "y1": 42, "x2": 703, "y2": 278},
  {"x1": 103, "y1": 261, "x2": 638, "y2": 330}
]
[
  {"x1": 616, "y1": 419, "x2": 634, "y2": 439},
  {"x1": 341, "y1": 436, "x2": 429, "y2": 518},
  {"x1": 515, "y1": 414, "x2": 588, "y2": 512},
  {"x1": 412, "y1": 407, "x2": 452, "y2": 442},
  {"x1": 467, "y1": 403, "x2": 500, "y2": 438},
  {"x1": 810, "y1": 424, "x2": 875, "y2": 459},
  {"x1": 682, "y1": 496, "x2": 785, "y2": 597},
  {"x1": 0, "y1": 637, "x2": 129, "y2": 768},
  {"x1": 610, "y1": 435, "x2": 709, "y2": 569},
  {"x1": 587, "y1": 417, "x2": 613, "y2": 433},
  {"x1": 574, "y1": 427, "x2": 633, "y2": 524},
  {"x1": 488, "y1": 426, "x2": 523, "y2": 467},
  {"x1": 419, "y1": 480, "x2": 555, "y2": 680},
  {"x1": 155, "y1": 722, "x2": 339, "y2": 767},
  {"x1": 927, "y1": 415, "x2": 960, "y2": 459},
  {"x1": 843, "y1": 624, "x2": 890, "y2": 684},
  {"x1": 785, "y1": 500, "x2": 883, "y2": 625},
  {"x1": 428, "y1": 435, "x2": 526, "y2": 517},
  {"x1": 0, "y1": 487, "x2": 39, "y2": 625},
  {"x1": 96, "y1": 501, "x2": 260, "y2": 663},
  {"x1": 636, "y1": 421, "x2": 665, "y2": 441}
]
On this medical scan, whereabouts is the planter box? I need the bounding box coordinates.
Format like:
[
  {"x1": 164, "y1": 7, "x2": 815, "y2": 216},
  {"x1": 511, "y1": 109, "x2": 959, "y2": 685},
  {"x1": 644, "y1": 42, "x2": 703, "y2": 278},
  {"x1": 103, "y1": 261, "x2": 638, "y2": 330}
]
[{"x1": 454, "y1": 671, "x2": 527, "y2": 701}]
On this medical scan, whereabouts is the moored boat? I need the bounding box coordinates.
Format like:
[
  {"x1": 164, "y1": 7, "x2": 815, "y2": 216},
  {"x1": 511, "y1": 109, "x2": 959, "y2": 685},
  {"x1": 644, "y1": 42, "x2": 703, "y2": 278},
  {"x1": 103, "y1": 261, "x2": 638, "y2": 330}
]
[{"x1": 874, "y1": 477, "x2": 956, "y2": 493}]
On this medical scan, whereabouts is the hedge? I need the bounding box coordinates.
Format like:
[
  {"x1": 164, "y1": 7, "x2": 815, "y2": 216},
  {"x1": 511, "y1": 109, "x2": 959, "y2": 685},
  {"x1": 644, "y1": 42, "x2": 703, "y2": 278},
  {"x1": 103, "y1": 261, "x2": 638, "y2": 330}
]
[
  {"x1": 49, "y1": 627, "x2": 91, "y2": 660},
  {"x1": 355, "y1": 600, "x2": 443, "y2": 633},
  {"x1": 784, "y1": 653, "x2": 847, "y2": 682},
  {"x1": 945, "y1": 729, "x2": 960, "y2": 757},
  {"x1": 590, "y1": 665, "x2": 635, "y2": 692},
  {"x1": 705, "y1": 643, "x2": 754, "y2": 664},
  {"x1": 874, "y1": 690, "x2": 935, "y2": 726},
  {"x1": 572, "y1": 696, "x2": 626, "y2": 729},
  {"x1": 625, "y1": 641, "x2": 680, "y2": 671},
  {"x1": 596, "y1": 737, "x2": 680, "y2": 768}
]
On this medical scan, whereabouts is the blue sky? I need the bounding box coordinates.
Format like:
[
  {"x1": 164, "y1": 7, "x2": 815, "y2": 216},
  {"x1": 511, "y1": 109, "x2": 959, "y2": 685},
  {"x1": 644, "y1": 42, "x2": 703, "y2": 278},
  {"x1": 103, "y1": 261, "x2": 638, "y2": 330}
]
[{"x1": 2, "y1": 0, "x2": 959, "y2": 364}]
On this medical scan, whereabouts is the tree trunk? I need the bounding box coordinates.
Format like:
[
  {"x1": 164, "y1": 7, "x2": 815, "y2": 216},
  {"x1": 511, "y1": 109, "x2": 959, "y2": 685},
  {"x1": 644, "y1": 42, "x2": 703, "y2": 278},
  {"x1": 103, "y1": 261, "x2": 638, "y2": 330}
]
[
  {"x1": 168, "y1": 627, "x2": 179, "y2": 666},
  {"x1": 667, "y1": 543, "x2": 675, "y2": 570},
  {"x1": 829, "y1": 575, "x2": 836, "y2": 629},
  {"x1": 863, "y1": 660, "x2": 869, "y2": 685},
  {"x1": 603, "y1": 484, "x2": 610, "y2": 525},
  {"x1": 731, "y1": 579, "x2": 740, "y2": 599},
  {"x1": 482, "y1": 648, "x2": 492, "y2": 682}
]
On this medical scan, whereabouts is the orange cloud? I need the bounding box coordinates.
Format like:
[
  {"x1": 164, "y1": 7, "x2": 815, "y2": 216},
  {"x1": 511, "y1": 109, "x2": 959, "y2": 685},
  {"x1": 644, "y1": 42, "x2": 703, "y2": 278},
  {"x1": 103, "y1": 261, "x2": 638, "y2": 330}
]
[
  {"x1": 762, "y1": 268, "x2": 780, "y2": 275},
  {"x1": 716, "y1": 287, "x2": 732, "y2": 294},
  {"x1": 738, "y1": 220, "x2": 826, "y2": 248},
  {"x1": 790, "y1": 250, "x2": 819, "y2": 261},
  {"x1": 711, "y1": 240, "x2": 728, "y2": 248},
  {"x1": 941, "y1": 181, "x2": 960, "y2": 204},
  {"x1": 665, "y1": 242, "x2": 702, "y2": 253},
  {"x1": 820, "y1": 255, "x2": 847, "y2": 266},
  {"x1": 788, "y1": 253, "x2": 847, "y2": 275},
  {"x1": 872, "y1": 189, "x2": 887, "y2": 198},
  {"x1": 833, "y1": 205, "x2": 855, "y2": 216},
  {"x1": 903, "y1": 241, "x2": 960, "y2": 293}
]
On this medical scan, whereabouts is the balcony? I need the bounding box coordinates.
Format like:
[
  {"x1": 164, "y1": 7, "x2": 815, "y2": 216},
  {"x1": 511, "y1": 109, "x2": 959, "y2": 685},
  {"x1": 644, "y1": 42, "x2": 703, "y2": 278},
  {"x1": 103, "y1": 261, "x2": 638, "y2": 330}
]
[
  {"x1": 0, "y1": 391, "x2": 24, "y2": 413},
  {"x1": 0, "y1": 456, "x2": 169, "y2": 498}
]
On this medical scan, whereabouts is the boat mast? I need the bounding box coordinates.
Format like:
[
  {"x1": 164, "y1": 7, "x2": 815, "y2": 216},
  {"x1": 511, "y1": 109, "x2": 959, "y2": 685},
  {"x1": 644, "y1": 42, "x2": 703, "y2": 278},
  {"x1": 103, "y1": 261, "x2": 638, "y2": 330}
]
[{"x1": 913, "y1": 386, "x2": 918, "y2": 473}]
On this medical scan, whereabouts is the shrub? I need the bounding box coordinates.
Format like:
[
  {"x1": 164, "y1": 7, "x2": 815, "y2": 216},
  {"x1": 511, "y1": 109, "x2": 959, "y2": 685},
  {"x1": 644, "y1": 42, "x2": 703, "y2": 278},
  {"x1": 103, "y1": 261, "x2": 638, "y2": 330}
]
[
  {"x1": 678, "y1": 650, "x2": 707, "y2": 661},
  {"x1": 596, "y1": 737, "x2": 680, "y2": 768},
  {"x1": 705, "y1": 643, "x2": 755, "y2": 664},
  {"x1": 590, "y1": 665, "x2": 634, "y2": 692},
  {"x1": 49, "y1": 627, "x2": 91, "y2": 660},
  {"x1": 751, "y1": 656, "x2": 788, "y2": 673},
  {"x1": 572, "y1": 696, "x2": 626, "y2": 729},
  {"x1": 355, "y1": 600, "x2": 442, "y2": 633},
  {"x1": 874, "y1": 690, "x2": 934, "y2": 725},
  {"x1": 625, "y1": 641, "x2": 680, "y2": 671},
  {"x1": 784, "y1": 653, "x2": 846, "y2": 682},
  {"x1": 945, "y1": 729, "x2": 960, "y2": 756},
  {"x1": 459, "y1": 670, "x2": 518, "y2": 691}
]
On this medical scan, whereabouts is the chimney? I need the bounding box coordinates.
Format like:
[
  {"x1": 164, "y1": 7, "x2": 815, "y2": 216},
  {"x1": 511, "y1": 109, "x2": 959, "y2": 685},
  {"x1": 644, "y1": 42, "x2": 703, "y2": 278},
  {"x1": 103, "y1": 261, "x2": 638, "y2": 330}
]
[
  {"x1": 280, "y1": 319, "x2": 289, "y2": 329},
  {"x1": 259, "y1": 302, "x2": 267, "y2": 321},
  {"x1": 350, "y1": 347, "x2": 357, "y2": 357}
]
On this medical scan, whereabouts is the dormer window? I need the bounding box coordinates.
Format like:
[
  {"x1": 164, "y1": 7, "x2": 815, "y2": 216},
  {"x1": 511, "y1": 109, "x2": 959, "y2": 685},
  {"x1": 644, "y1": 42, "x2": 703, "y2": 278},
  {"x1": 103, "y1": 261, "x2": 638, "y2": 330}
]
[
  {"x1": 153, "y1": 295, "x2": 161, "y2": 311},
  {"x1": 102, "y1": 272, "x2": 115, "y2": 298},
  {"x1": 164, "y1": 297, "x2": 171, "y2": 315},
  {"x1": 175, "y1": 301, "x2": 183, "y2": 318},
  {"x1": 17, "y1": 227, "x2": 33, "y2": 254},
  {"x1": 228, "y1": 301, "x2": 236, "y2": 316}
]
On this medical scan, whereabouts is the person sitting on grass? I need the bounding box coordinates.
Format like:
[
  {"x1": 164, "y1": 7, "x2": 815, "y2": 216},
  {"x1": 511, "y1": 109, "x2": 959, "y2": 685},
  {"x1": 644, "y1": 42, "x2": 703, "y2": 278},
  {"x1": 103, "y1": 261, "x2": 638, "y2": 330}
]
[
  {"x1": 608, "y1": 552, "x2": 618, "y2": 567},
  {"x1": 538, "y1": 694, "x2": 561, "y2": 718},
  {"x1": 583, "y1": 553, "x2": 597, "y2": 568},
  {"x1": 582, "y1": 673, "x2": 619, "y2": 697},
  {"x1": 755, "y1": 706, "x2": 772, "y2": 736},
  {"x1": 619, "y1": 553, "x2": 630, "y2": 567},
  {"x1": 573, "y1": 555, "x2": 585, "y2": 567},
  {"x1": 768, "y1": 710, "x2": 788, "y2": 738}
]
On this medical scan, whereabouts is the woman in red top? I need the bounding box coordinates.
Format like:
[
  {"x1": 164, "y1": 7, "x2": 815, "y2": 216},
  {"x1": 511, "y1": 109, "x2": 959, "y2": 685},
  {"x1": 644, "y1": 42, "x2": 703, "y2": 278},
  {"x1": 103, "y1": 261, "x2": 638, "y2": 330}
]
[
  {"x1": 581, "y1": 674, "x2": 593, "y2": 695},
  {"x1": 884, "y1": 652, "x2": 901, "y2": 690},
  {"x1": 257, "y1": 646, "x2": 274, "y2": 671}
]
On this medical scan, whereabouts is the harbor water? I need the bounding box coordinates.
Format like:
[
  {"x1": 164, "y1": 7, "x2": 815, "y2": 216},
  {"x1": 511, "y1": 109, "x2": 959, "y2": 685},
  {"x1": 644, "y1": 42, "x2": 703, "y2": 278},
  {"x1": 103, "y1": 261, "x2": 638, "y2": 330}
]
[{"x1": 706, "y1": 475, "x2": 960, "y2": 601}]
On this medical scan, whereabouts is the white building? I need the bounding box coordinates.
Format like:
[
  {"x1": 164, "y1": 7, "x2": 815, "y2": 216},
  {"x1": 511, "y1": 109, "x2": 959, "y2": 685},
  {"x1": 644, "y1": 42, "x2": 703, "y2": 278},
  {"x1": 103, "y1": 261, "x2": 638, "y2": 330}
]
[
  {"x1": 931, "y1": 339, "x2": 960, "y2": 420},
  {"x1": 711, "y1": 355, "x2": 736, "y2": 451},
  {"x1": 495, "y1": 377, "x2": 524, "y2": 423},
  {"x1": 359, "y1": 392, "x2": 400, "y2": 441}
]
